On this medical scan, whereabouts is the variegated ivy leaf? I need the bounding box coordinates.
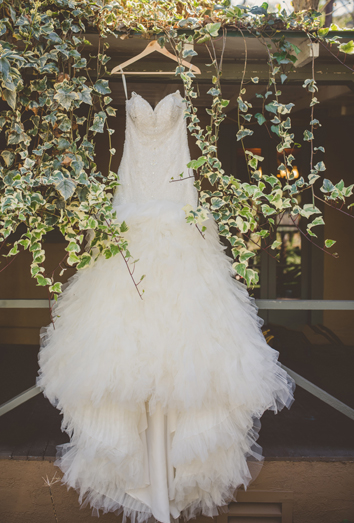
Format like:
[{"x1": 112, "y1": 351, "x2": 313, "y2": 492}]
[
  {"x1": 236, "y1": 128, "x2": 254, "y2": 141},
  {"x1": 325, "y1": 239, "x2": 336, "y2": 248},
  {"x1": 54, "y1": 88, "x2": 79, "y2": 110}
]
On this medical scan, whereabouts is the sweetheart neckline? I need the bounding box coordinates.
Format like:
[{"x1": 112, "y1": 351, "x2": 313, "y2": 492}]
[{"x1": 128, "y1": 90, "x2": 182, "y2": 114}]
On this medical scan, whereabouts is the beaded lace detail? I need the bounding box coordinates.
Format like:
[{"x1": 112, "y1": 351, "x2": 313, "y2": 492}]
[{"x1": 113, "y1": 91, "x2": 198, "y2": 207}]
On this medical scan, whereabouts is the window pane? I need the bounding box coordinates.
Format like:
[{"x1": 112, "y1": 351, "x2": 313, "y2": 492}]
[{"x1": 276, "y1": 229, "x2": 302, "y2": 299}]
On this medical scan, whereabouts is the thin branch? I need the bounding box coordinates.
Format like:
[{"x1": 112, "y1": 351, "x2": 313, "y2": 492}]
[
  {"x1": 102, "y1": 217, "x2": 144, "y2": 300},
  {"x1": 119, "y1": 248, "x2": 144, "y2": 299},
  {"x1": 195, "y1": 224, "x2": 205, "y2": 239},
  {"x1": 316, "y1": 37, "x2": 354, "y2": 73},
  {"x1": 315, "y1": 194, "x2": 354, "y2": 218},
  {"x1": 169, "y1": 175, "x2": 195, "y2": 183},
  {"x1": 219, "y1": 27, "x2": 227, "y2": 72},
  {"x1": 238, "y1": 27, "x2": 252, "y2": 183},
  {"x1": 290, "y1": 214, "x2": 338, "y2": 258},
  {"x1": 244, "y1": 231, "x2": 278, "y2": 259},
  {"x1": 0, "y1": 251, "x2": 20, "y2": 273},
  {"x1": 47, "y1": 285, "x2": 55, "y2": 328},
  {"x1": 43, "y1": 474, "x2": 60, "y2": 523},
  {"x1": 308, "y1": 36, "x2": 316, "y2": 206}
]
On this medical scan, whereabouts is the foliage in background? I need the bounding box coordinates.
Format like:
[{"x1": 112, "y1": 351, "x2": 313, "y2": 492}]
[{"x1": 0, "y1": 0, "x2": 353, "y2": 300}]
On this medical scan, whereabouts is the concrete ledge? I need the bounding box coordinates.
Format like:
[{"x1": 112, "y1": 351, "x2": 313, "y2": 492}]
[
  {"x1": 0, "y1": 460, "x2": 353, "y2": 523},
  {"x1": 2, "y1": 453, "x2": 354, "y2": 462}
]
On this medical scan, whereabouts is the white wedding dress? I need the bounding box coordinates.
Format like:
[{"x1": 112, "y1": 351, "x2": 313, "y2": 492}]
[{"x1": 37, "y1": 90, "x2": 295, "y2": 523}]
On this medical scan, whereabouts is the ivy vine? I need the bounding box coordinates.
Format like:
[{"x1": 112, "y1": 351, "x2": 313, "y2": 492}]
[{"x1": 0, "y1": 0, "x2": 353, "y2": 300}]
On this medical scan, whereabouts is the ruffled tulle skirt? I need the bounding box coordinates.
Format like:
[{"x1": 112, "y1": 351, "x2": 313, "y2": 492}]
[{"x1": 37, "y1": 200, "x2": 295, "y2": 523}]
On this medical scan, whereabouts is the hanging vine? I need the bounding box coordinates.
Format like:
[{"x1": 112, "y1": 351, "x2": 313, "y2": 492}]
[{"x1": 0, "y1": 0, "x2": 353, "y2": 298}]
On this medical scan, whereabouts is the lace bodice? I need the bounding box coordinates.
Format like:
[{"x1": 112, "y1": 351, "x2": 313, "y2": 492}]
[{"x1": 113, "y1": 91, "x2": 198, "y2": 207}]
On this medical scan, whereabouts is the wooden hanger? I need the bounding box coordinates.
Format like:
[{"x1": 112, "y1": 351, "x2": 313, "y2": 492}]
[{"x1": 111, "y1": 40, "x2": 201, "y2": 75}]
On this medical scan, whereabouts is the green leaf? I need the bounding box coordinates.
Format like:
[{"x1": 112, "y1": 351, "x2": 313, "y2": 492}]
[
  {"x1": 308, "y1": 216, "x2": 325, "y2": 229},
  {"x1": 48, "y1": 32, "x2": 62, "y2": 44},
  {"x1": 79, "y1": 85, "x2": 92, "y2": 105},
  {"x1": 236, "y1": 128, "x2": 254, "y2": 141},
  {"x1": 271, "y1": 240, "x2": 281, "y2": 249},
  {"x1": 251, "y1": 77, "x2": 259, "y2": 83},
  {"x1": 245, "y1": 268, "x2": 259, "y2": 287},
  {"x1": 93, "y1": 79, "x2": 111, "y2": 95},
  {"x1": 263, "y1": 175, "x2": 280, "y2": 187},
  {"x1": 207, "y1": 87, "x2": 221, "y2": 97},
  {"x1": 250, "y1": 5, "x2": 267, "y2": 15},
  {"x1": 0, "y1": 21, "x2": 8, "y2": 37},
  {"x1": 300, "y1": 204, "x2": 321, "y2": 218},
  {"x1": 187, "y1": 156, "x2": 207, "y2": 169},
  {"x1": 66, "y1": 241, "x2": 80, "y2": 253},
  {"x1": 77, "y1": 253, "x2": 91, "y2": 269},
  {"x1": 73, "y1": 58, "x2": 87, "y2": 69},
  {"x1": 325, "y1": 239, "x2": 336, "y2": 248},
  {"x1": 205, "y1": 22, "x2": 221, "y2": 37},
  {"x1": 89, "y1": 111, "x2": 107, "y2": 133},
  {"x1": 265, "y1": 102, "x2": 278, "y2": 114},
  {"x1": 67, "y1": 253, "x2": 80, "y2": 266},
  {"x1": 49, "y1": 282, "x2": 62, "y2": 293},
  {"x1": 106, "y1": 106, "x2": 116, "y2": 116},
  {"x1": 237, "y1": 97, "x2": 248, "y2": 112},
  {"x1": 1, "y1": 150, "x2": 15, "y2": 167},
  {"x1": 58, "y1": 117, "x2": 72, "y2": 132},
  {"x1": 240, "y1": 251, "x2": 256, "y2": 263},
  {"x1": 290, "y1": 43, "x2": 301, "y2": 55},
  {"x1": 183, "y1": 48, "x2": 198, "y2": 58},
  {"x1": 54, "y1": 89, "x2": 78, "y2": 110},
  {"x1": 314, "y1": 161, "x2": 326, "y2": 172},
  {"x1": 278, "y1": 103, "x2": 294, "y2": 114},
  {"x1": 0, "y1": 57, "x2": 10, "y2": 80},
  {"x1": 110, "y1": 244, "x2": 120, "y2": 256},
  {"x1": 234, "y1": 262, "x2": 246, "y2": 278},
  {"x1": 57, "y1": 138, "x2": 70, "y2": 149},
  {"x1": 321, "y1": 179, "x2": 335, "y2": 193},
  {"x1": 303, "y1": 130, "x2": 314, "y2": 141},
  {"x1": 255, "y1": 113, "x2": 266, "y2": 125},
  {"x1": 120, "y1": 221, "x2": 129, "y2": 233},
  {"x1": 56, "y1": 178, "x2": 76, "y2": 200},
  {"x1": 318, "y1": 28, "x2": 329, "y2": 37},
  {"x1": 88, "y1": 217, "x2": 98, "y2": 228},
  {"x1": 220, "y1": 99, "x2": 229, "y2": 107},
  {"x1": 37, "y1": 275, "x2": 52, "y2": 286},
  {"x1": 3, "y1": 89, "x2": 16, "y2": 110},
  {"x1": 308, "y1": 173, "x2": 320, "y2": 184},
  {"x1": 261, "y1": 204, "x2": 277, "y2": 217},
  {"x1": 339, "y1": 40, "x2": 354, "y2": 54}
]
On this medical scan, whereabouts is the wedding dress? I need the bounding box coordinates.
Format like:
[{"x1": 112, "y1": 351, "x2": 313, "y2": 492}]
[{"x1": 37, "y1": 90, "x2": 295, "y2": 523}]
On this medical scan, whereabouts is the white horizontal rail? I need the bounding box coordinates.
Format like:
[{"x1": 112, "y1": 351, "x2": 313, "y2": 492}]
[
  {"x1": 1, "y1": 299, "x2": 354, "y2": 310},
  {"x1": 256, "y1": 300, "x2": 354, "y2": 310},
  {"x1": 0, "y1": 299, "x2": 51, "y2": 308}
]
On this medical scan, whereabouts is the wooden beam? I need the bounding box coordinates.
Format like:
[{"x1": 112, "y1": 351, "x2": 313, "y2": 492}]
[
  {"x1": 1, "y1": 299, "x2": 354, "y2": 309},
  {"x1": 106, "y1": 61, "x2": 354, "y2": 83},
  {"x1": 290, "y1": 84, "x2": 352, "y2": 113}
]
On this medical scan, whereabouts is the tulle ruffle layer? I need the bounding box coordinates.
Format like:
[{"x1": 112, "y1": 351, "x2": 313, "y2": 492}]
[{"x1": 37, "y1": 200, "x2": 295, "y2": 522}]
